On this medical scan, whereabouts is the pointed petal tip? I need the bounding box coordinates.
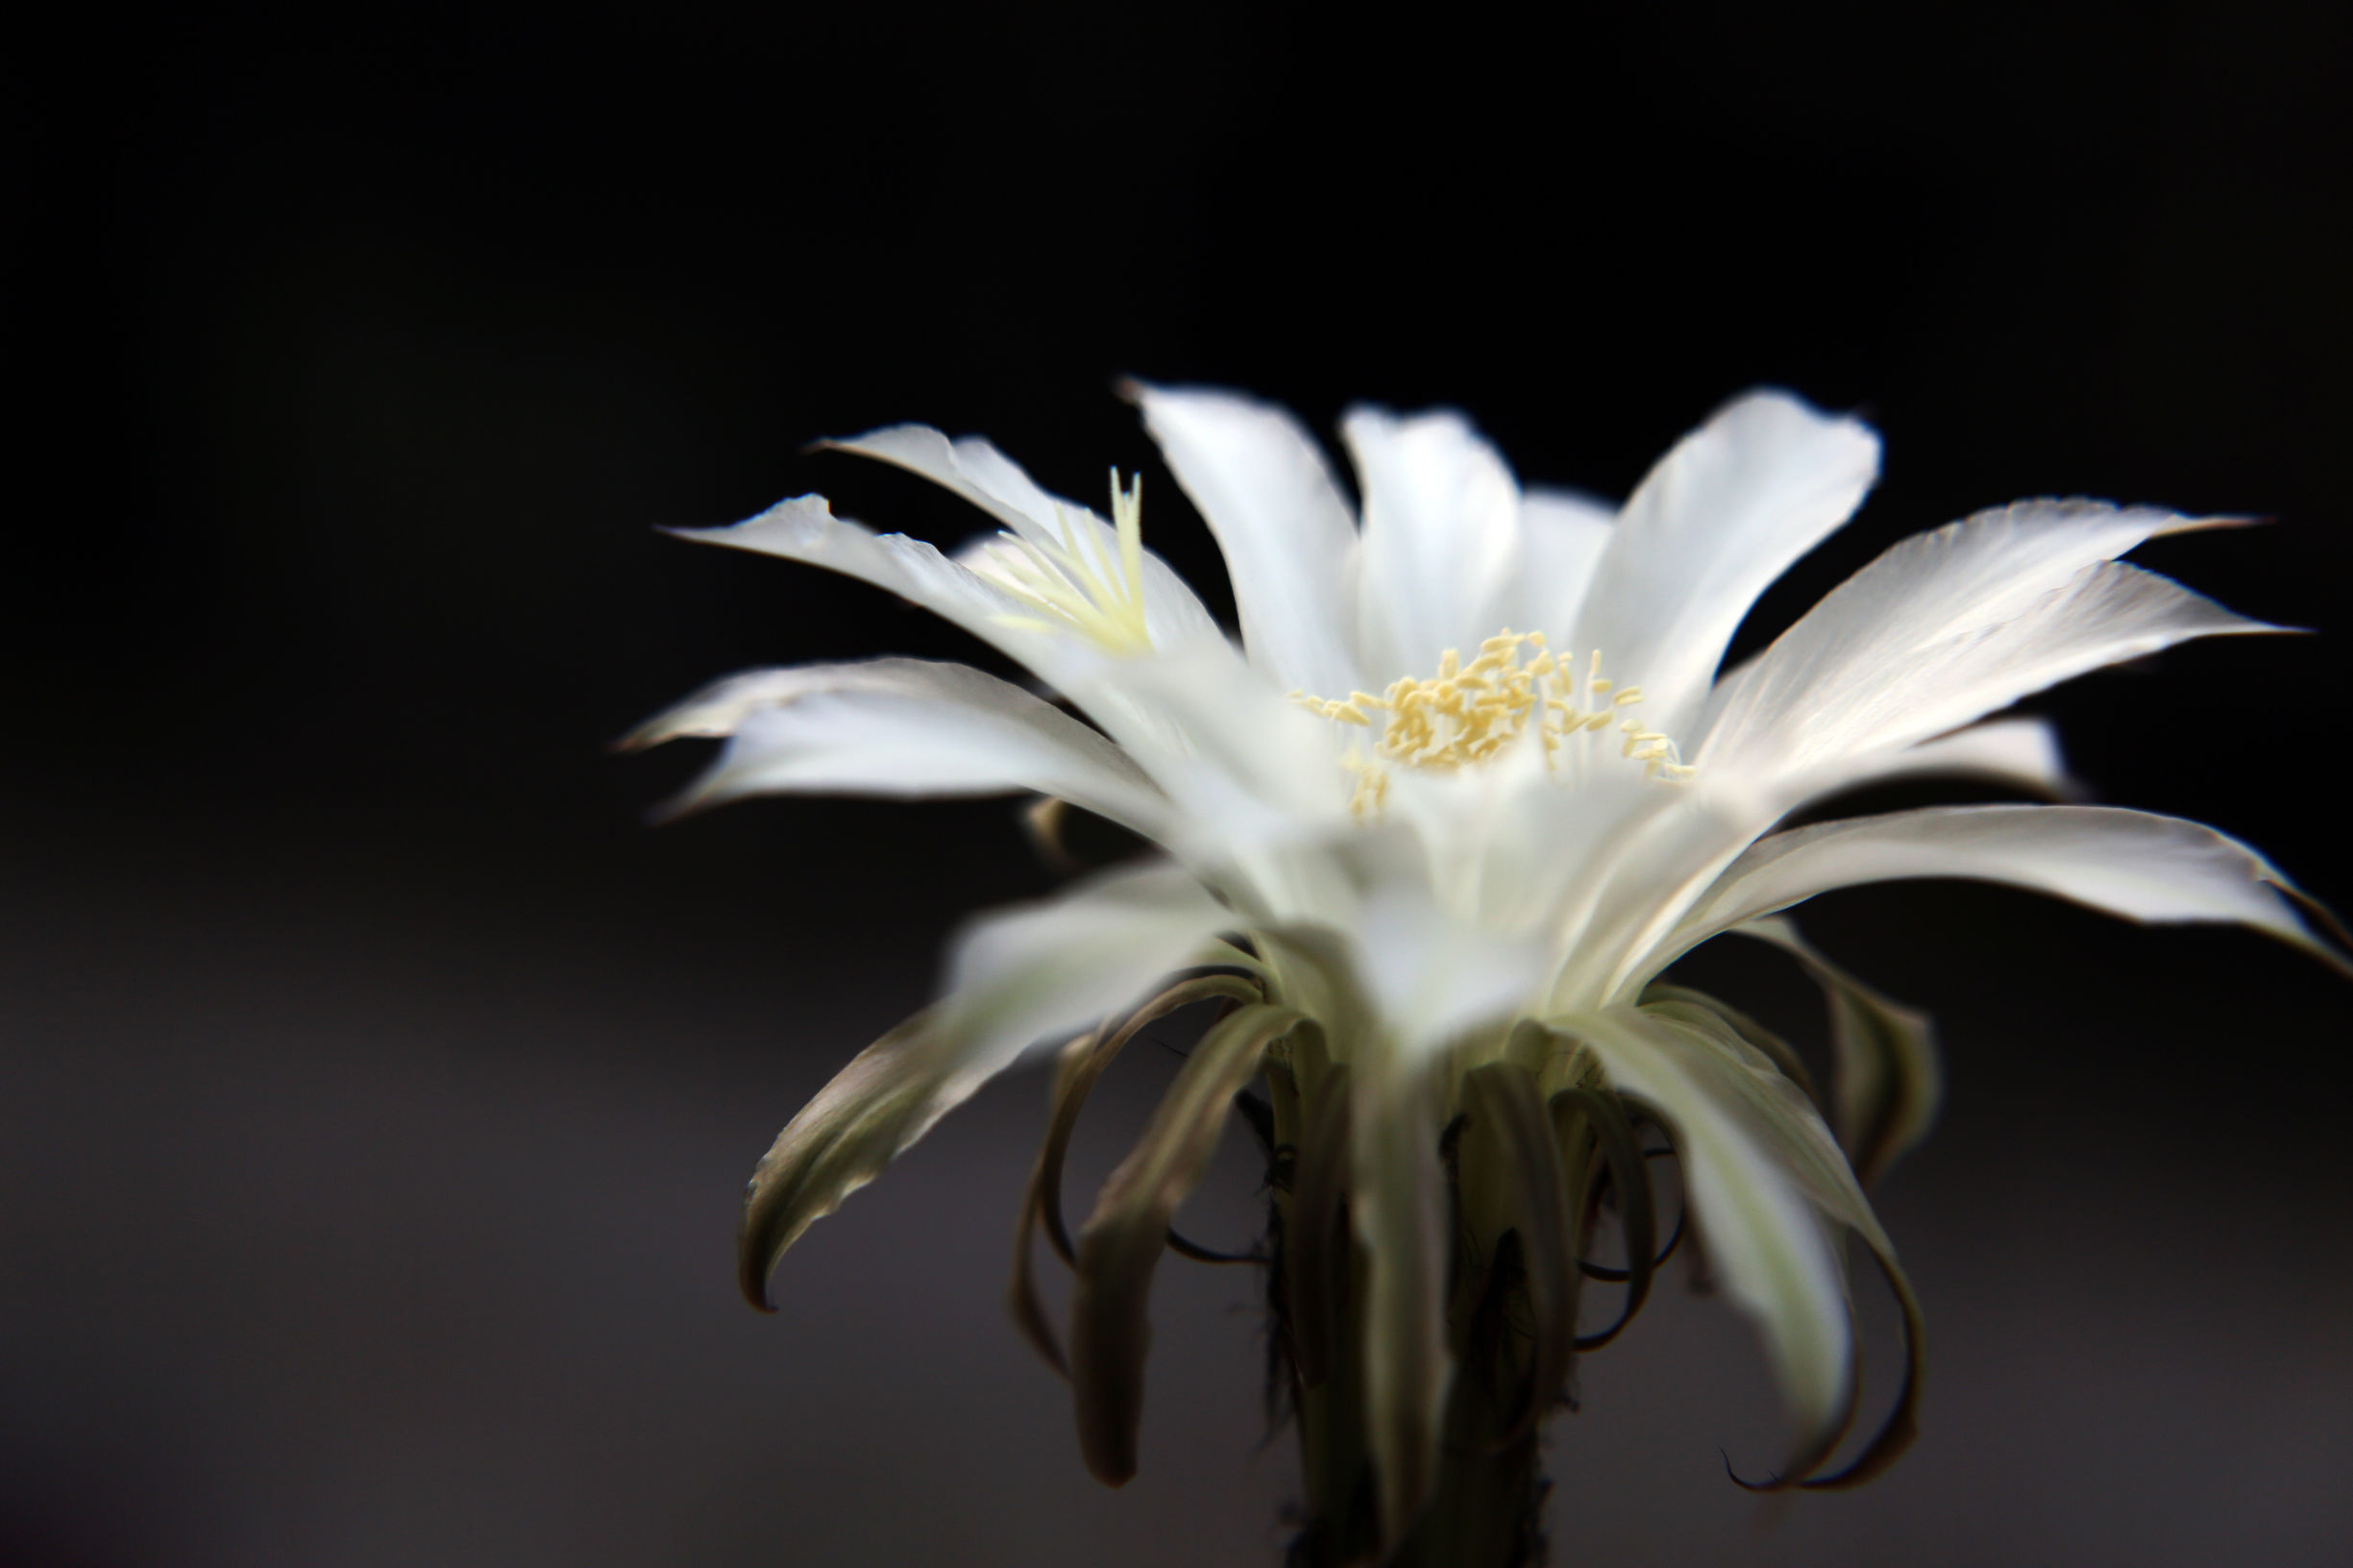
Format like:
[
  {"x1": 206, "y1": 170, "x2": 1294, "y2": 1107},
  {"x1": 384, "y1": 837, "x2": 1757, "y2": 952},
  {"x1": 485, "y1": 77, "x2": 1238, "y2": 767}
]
[
  {"x1": 660, "y1": 493, "x2": 842, "y2": 543},
  {"x1": 1119, "y1": 376, "x2": 1261, "y2": 408},
  {"x1": 816, "y1": 424, "x2": 1003, "y2": 482},
  {"x1": 2150, "y1": 508, "x2": 2268, "y2": 537},
  {"x1": 640, "y1": 794, "x2": 701, "y2": 828},
  {"x1": 612, "y1": 708, "x2": 698, "y2": 754},
  {"x1": 738, "y1": 1188, "x2": 783, "y2": 1312},
  {"x1": 1708, "y1": 384, "x2": 1877, "y2": 435},
  {"x1": 2180, "y1": 604, "x2": 2306, "y2": 639},
  {"x1": 1081, "y1": 1440, "x2": 1138, "y2": 1487},
  {"x1": 737, "y1": 1258, "x2": 780, "y2": 1313},
  {"x1": 1120, "y1": 377, "x2": 1286, "y2": 424},
  {"x1": 2277, "y1": 883, "x2": 2353, "y2": 980},
  {"x1": 806, "y1": 429, "x2": 905, "y2": 457}
]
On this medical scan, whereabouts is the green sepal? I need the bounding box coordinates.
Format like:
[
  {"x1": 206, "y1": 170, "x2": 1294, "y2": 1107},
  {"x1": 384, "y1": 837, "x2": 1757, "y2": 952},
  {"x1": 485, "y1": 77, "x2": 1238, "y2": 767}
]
[
  {"x1": 1007, "y1": 972, "x2": 1262, "y2": 1373},
  {"x1": 1639, "y1": 983, "x2": 1826, "y2": 1116},
  {"x1": 1286, "y1": 1061, "x2": 1354, "y2": 1391},
  {"x1": 1550, "y1": 1082, "x2": 1657, "y2": 1350},
  {"x1": 1737, "y1": 918, "x2": 1941, "y2": 1187},
  {"x1": 1068, "y1": 1001, "x2": 1304, "y2": 1485},
  {"x1": 1351, "y1": 1050, "x2": 1454, "y2": 1550},
  {"x1": 1458, "y1": 1063, "x2": 1579, "y2": 1441},
  {"x1": 738, "y1": 1006, "x2": 958, "y2": 1311}
]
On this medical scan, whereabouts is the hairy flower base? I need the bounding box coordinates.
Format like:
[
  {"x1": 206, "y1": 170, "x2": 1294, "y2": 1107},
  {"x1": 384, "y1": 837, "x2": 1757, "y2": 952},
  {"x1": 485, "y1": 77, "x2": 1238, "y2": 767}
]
[{"x1": 744, "y1": 943, "x2": 1930, "y2": 1562}]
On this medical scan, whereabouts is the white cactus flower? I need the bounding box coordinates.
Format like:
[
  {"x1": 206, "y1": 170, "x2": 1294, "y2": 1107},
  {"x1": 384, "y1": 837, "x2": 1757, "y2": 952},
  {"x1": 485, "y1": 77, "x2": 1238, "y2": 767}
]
[{"x1": 632, "y1": 385, "x2": 2342, "y2": 1558}]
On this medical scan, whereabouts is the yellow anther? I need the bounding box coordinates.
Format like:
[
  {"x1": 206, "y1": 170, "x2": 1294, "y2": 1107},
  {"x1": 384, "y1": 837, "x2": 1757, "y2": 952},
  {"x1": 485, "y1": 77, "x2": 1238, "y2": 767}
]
[{"x1": 1299, "y1": 632, "x2": 1696, "y2": 813}]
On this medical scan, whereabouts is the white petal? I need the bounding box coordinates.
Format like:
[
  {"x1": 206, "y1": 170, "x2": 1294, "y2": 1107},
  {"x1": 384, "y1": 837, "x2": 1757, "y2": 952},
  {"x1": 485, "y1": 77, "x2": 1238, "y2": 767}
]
[
  {"x1": 1342, "y1": 406, "x2": 1522, "y2": 680},
  {"x1": 626, "y1": 657, "x2": 1175, "y2": 838},
  {"x1": 1663, "y1": 804, "x2": 2344, "y2": 974},
  {"x1": 1348, "y1": 874, "x2": 1549, "y2": 1054},
  {"x1": 1566, "y1": 1006, "x2": 1856, "y2": 1450},
  {"x1": 1090, "y1": 648, "x2": 1349, "y2": 843},
  {"x1": 1544, "y1": 782, "x2": 1765, "y2": 1009},
  {"x1": 667, "y1": 494, "x2": 1068, "y2": 673},
  {"x1": 821, "y1": 423, "x2": 1064, "y2": 537},
  {"x1": 1382, "y1": 720, "x2": 1658, "y2": 939},
  {"x1": 942, "y1": 858, "x2": 1238, "y2": 1062},
  {"x1": 1771, "y1": 718, "x2": 2076, "y2": 812},
  {"x1": 1700, "y1": 502, "x2": 2265, "y2": 775},
  {"x1": 668, "y1": 495, "x2": 1232, "y2": 770},
  {"x1": 739, "y1": 858, "x2": 1233, "y2": 1305},
  {"x1": 1126, "y1": 382, "x2": 1364, "y2": 698},
  {"x1": 1508, "y1": 486, "x2": 1615, "y2": 648},
  {"x1": 1842, "y1": 718, "x2": 2071, "y2": 794},
  {"x1": 1557, "y1": 718, "x2": 2066, "y2": 1009},
  {"x1": 1625, "y1": 1002, "x2": 1890, "y2": 1250},
  {"x1": 826, "y1": 424, "x2": 1226, "y2": 650},
  {"x1": 1570, "y1": 392, "x2": 1881, "y2": 739}
]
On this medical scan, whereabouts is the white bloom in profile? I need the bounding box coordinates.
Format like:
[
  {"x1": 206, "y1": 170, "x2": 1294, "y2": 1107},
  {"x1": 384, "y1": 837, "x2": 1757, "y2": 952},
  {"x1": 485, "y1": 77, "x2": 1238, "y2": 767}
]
[{"x1": 631, "y1": 386, "x2": 2342, "y2": 1556}]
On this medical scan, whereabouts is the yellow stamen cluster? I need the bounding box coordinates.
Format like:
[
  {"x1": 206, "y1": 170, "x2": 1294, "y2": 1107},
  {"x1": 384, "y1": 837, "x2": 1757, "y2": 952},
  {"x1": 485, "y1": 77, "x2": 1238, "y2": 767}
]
[
  {"x1": 1294, "y1": 630, "x2": 1694, "y2": 818},
  {"x1": 980, "y1": 470, "x2": 1153, "y2": 655}
]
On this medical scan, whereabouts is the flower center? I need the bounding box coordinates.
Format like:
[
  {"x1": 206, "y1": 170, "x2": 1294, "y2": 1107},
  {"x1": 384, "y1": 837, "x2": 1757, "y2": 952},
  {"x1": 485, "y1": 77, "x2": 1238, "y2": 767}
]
[
  {"x1": 1293, "y1": 630, "x2": 1692, "y2": 817},
  {"x1": 974, "y1": 470, "x2": 1153, "y2": 655}
]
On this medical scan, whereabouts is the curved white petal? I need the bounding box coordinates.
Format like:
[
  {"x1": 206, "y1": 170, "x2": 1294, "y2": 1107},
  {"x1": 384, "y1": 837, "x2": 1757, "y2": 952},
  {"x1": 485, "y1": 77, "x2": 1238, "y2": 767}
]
[
  {"x1": 1541, "y1": 727, "x2": 2064, "y2": 1017},
  {"x1": 1342, "y1": 406, "x2": 1522, "y2": 680},
  {"x1": 825, "y1": 424, "x2": 1226, "y2": 649},
  {"x1": 738, "y1": 859, "x2": 1234, "y2": 1305},
  {"x1": 1659, "y1": 804, "x2": 2344, "y2": 976},
  {"x1": 821, "y1": 423, "x2": 1066, "y2": 538},
  {"x1": 668, "y1": 494, "x2": 1072, "y2": 670},
  {"x1": 1565, "y1": 1007, "x2": 1856, "y2": 1451},
  {"x1": 1773, "y1": 718, "x2": 2076, "y2": 811},
  {"x1": 1509, "y1": 486, "x2": 1615, "y2": 648},
  {"x1": 625, "y1": 657, "x2": 1175, "y2": 838},
  {"x1": 1348, "y1": 875, "x2": 1548, "y2": 1055},
  {"x1": 1382, "y1": 721, "x2": 1671, "y2": 943},
  {"x1": 1091, "y1": 648, "x2": 1349, "y2": 836},
  {"x1": 668, "y1": 495, "x2": 1242, "y2": 770},
  {"x1": 1700, "y1": 502, "x2": 2267, "y2": 775},
  {"x1": 1842, "y1": 717, "x2": 2070, "y2": 794},
  {"x1": 942, "y1": 858, "x2": 1237, "y2": 1063},
  {"x1": 1126, "y1": 382, "x2": 1364, "y2": 698},
  {"x1": 1570, "y1": 391, "x2": 1881, "y2": 740},
  {"x1": 1545, "y1": 782, "x2": 1764, "y2": 1009}
]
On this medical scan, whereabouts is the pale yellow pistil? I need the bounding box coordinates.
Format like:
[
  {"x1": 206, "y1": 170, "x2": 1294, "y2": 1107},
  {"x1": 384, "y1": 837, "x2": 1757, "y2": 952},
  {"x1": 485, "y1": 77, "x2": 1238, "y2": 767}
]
[
  {"x1": 1293, "y1": 630, "x2": 1694, "y2": 817},
  {"x1": 979, "y1": 470, "x2": 1153, "y2": 655}
]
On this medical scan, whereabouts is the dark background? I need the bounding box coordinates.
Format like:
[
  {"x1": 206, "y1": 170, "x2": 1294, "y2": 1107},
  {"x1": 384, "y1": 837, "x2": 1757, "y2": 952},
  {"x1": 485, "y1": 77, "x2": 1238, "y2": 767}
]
[{"x1": 6, "y1": 4, "x2": 2350, "y2": 1564}]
